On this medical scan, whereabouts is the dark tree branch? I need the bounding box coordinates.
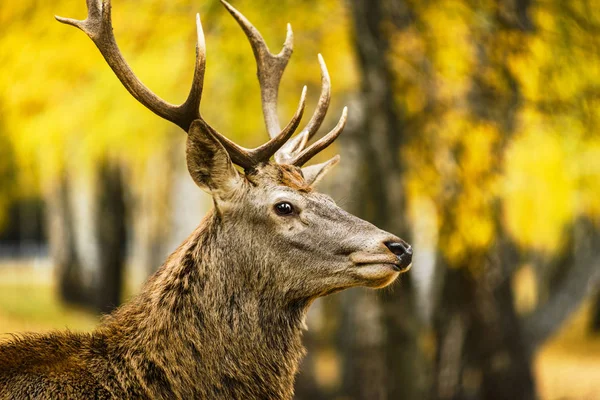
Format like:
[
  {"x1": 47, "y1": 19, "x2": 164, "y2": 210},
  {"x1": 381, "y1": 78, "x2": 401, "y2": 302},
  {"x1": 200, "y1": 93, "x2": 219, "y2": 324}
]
[
  {"x1": 591, "y1": 291, "x2": 600, "y2": 333},
  {"x1": 522, "y1": 218, "x2": 600, "y2": 351}
]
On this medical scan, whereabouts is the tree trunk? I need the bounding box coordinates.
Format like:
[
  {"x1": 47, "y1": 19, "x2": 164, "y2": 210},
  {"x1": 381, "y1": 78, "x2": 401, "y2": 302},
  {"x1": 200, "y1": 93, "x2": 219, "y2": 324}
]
[
  {"x1": 592, "y1": 292, "x2": 600, "y2": 333},
  {"x1": 93, "y1": 160, "x2": 127, "y2": 313},
  {"x1": 475, "y1": 267, "x2": 536, "y2": 400},
  {"x1": 47, "y1": 160, "x2": 127, "y2": 313},
  {"x1": 433, "y1": 245, "x2": 536, "y2": 400},
  {"x1": 335, "y1": 0, "x2": 427, "y2": 399},
  {"x1": 47, "y1": 171, "x2": 88, "y2": 305}
]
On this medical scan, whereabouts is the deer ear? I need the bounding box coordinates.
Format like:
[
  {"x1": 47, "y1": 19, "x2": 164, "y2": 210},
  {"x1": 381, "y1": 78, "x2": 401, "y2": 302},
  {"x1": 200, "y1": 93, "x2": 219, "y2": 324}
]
[
  {"x1": 302, "y1": 155, "x2": 340, "y2": 187},
  {"x1": 186, "y1": 120, "x2": 242, "y2": 198}
]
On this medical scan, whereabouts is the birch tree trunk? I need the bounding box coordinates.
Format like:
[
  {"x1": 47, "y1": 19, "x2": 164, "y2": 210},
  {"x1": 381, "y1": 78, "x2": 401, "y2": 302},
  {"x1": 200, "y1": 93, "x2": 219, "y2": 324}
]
[
  {"x1": 47, "y1": 172, "x2": 87, "y2": 305},
  {"x1": 93, "y1": 160, "x2": 127, "y2": 313},
  {"x1": 48, "y1": 160, "x2": 127, "y2": 313}
]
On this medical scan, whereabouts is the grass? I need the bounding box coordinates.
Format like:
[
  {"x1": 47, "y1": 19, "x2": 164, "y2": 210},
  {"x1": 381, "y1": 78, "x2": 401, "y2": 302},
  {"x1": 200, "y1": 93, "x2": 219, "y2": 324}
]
[
  {"x1": 0, "y1": 261, "x2": 97, "y2": 336},
  {"x1": 0, "y1": 261, "x2": 599, "y2": 398}
]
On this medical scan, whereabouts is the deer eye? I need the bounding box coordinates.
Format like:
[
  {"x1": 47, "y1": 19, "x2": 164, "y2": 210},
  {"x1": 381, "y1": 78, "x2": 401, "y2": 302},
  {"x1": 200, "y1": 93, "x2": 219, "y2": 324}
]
[{"x1": 274, "y1": 202, "x2": 294, "y2": 216}]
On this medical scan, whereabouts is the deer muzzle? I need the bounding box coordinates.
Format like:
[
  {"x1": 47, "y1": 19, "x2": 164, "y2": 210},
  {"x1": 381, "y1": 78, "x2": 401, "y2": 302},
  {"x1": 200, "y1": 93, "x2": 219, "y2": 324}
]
[{"x1": 349, "y1": 237, "x2": 413, "y2": 273}]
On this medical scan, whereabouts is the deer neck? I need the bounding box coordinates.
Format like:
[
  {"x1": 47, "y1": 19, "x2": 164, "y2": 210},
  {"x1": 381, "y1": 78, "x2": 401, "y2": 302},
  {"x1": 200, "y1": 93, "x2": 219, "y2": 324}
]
[{"x1": 99, "y1": 210, "x2": 307, "y2": 399}]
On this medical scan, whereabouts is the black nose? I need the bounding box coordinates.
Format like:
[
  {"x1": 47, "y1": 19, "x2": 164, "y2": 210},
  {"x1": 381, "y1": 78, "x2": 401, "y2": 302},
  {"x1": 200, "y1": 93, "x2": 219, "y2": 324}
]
[{"x1": 385, "y1": 241, "x2": 413, "y2": 271}]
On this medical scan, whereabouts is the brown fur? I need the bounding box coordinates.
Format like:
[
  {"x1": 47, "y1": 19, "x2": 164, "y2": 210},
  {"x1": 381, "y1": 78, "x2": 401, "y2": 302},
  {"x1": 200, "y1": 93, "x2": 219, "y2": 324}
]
[
  {"x1": 1, "y1": 211, "x2": 303, "y2": 399},
  {"x1": 0, "y1": 162, "x2": 408, "y2": 399},
  {"x1": 247, "y1": 163, "x2": 311, "y2": 192},
  {"x1": 6, "y1": 1, "x2": 413, "y2": 396}
]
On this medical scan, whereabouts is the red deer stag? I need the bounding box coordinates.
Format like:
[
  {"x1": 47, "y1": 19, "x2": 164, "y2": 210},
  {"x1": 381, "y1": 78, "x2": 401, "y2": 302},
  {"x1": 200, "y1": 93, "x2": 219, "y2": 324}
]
[{"x1": 0, "y1": 0, "x2": 412, "y2": 398}]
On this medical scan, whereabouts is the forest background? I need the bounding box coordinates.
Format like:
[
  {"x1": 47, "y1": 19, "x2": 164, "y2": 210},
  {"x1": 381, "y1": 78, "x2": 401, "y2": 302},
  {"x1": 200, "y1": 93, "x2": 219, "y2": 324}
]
[{"x1": 1, "y1": 0, "x2": 599, "y2": 399}]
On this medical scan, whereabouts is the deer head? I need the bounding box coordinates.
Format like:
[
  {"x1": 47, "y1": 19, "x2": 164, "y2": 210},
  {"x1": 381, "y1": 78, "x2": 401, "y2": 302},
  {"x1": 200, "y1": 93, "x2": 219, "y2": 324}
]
[{"x1": 56, "y1": 0, "x2": 412, "y2": 301}]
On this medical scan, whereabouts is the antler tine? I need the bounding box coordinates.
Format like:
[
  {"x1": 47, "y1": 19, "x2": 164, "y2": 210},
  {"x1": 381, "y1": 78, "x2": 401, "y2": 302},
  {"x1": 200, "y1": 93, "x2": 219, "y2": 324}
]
[
  {"x1": 56, "y1": 0, "x2": 204, "y2": 131},
  {"x1": 249, "y1": 86, "x2": 307, "y2": 163},
  {"x1": 207, "y1": 86, "x2": 307, "y2": 167},
  {"x1": 275, "y1": 54, "x2": 331, "y2": 164},
  {"x1": 57, "y1": 1, "x2": 259, "y2": 169},
  {"x1": 220, "y1": 0, "x2": 293, "y2": 139},
  {"x1": 290, "y1": 107, "x2": 348, "y2": 167}
]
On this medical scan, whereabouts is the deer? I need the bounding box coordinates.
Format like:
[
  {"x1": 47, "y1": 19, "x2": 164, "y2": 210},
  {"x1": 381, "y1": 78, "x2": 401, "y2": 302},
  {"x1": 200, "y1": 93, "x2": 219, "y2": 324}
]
[{"x1": 0, "y1": 1, "x2": 413, "y2": 399}]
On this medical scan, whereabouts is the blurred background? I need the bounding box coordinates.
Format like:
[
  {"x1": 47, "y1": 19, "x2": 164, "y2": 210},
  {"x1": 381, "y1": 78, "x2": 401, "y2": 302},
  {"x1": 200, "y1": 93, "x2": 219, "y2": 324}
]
[{"x1": 1, "y1": 0, "x2": 599, "y2": 399}]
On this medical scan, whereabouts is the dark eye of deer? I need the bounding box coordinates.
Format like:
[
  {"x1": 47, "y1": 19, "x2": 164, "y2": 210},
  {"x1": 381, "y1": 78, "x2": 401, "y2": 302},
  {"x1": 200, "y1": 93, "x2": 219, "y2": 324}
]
[{"x1": 274, "y1": 202, "x2": 294, "y2": 216}]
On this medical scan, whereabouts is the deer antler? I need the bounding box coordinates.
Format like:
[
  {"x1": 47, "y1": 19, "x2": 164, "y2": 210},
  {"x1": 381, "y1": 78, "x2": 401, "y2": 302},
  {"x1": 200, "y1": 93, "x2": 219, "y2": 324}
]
[
  {"x1": 56, "y1": 0, "x2": 346, "y2": 168},
  {"x1": 276, "y1": 54, "x2": 332, "y2": 164},
  {"x1": 221, "y1": 0, "x2": 346, "y2": 166},
  {"x1": 56, "y1": 0, "x2": 203, "y2": 131},
  {"x1": 289, "y1": 106, "x2": 348, "y2": 166}
]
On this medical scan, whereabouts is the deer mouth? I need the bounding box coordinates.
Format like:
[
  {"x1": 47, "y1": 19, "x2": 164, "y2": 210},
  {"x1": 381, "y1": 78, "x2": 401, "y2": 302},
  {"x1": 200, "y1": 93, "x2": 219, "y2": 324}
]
[
  {"x1": 359, "y1": 261, "x2": 410, "y2": 273},
  {"x1": 347, "y1": 261, "x2": 404, "y2": 288},
  {"x1": 349, "y1": 253, "x2": 411, "y2": 273},
  {"x1": 393, "y1": 261, "x2": 412, "y2": 272}
]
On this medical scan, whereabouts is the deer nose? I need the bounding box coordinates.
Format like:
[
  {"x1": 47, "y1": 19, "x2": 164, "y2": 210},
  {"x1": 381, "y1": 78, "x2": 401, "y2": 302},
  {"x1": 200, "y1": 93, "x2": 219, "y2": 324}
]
[{"x1": 385, "y1": 241, "x2": 413, "y2": 271}]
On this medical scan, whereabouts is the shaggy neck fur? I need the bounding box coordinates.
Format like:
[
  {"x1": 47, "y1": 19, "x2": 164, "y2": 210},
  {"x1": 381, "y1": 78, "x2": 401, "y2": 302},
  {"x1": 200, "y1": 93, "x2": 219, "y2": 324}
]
[{"x1": 96, "y1": 210, "x2": 307, "y2": 399}]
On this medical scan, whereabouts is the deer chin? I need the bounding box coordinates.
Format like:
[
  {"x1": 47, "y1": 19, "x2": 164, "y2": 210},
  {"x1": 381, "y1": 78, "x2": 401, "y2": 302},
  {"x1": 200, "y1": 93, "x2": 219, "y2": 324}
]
[
  {"x1": 350, "y1": 263, "x2": 402, "y2": 288},
  {"x1": 348, "y1": 252, "x2": 408, "y2": 286}
]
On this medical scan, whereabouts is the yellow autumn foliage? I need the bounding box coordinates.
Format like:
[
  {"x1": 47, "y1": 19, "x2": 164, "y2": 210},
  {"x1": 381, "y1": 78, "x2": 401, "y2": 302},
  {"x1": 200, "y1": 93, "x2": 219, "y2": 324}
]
[
  {"x1": 401, "y1": 0, "x2": 600, "y2": 265},
  {"x1": 0, "y1": 0, "x2": 355, "y2": 208},
  {"x1": 1, "y1": 0, "x2": 599, "y2": 266}
]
